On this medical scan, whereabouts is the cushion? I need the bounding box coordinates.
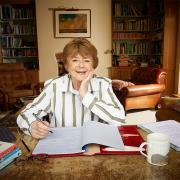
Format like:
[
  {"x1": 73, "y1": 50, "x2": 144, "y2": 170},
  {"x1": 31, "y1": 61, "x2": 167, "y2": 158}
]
[
  {"x1": 170, "y1": 102, "x2": 180, "y2": 112},
  {"x1": 160, "y1": 96, "x2": 180, "y2": 112}
]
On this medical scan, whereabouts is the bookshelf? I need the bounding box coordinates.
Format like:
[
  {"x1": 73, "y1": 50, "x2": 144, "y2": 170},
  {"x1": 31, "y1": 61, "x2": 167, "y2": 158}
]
[
  {"x1": 110, "y1": 0, "x2": 164, "y2": 80},
  {"x1": 111, "y1": 0, "x2": 149, "y2": 68},
  {"x1": 149, "y1": 0, "x2": 164, "y2": 67},
  {"x1": 0, "y1": 3, "x2": 39, "y2": 69}
]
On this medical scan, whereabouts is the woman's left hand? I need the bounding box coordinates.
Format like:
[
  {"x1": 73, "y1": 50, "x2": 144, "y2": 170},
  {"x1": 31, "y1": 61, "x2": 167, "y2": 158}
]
[{"x1": 79, "y1": 70, "x2": 94, "y2": 98}]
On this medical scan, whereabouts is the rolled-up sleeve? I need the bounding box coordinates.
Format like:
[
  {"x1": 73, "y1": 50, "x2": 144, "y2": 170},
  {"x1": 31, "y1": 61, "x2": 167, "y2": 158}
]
[
  {"x1": 82, "y1": 81, "x2": 125, "y2": 125},
  {"x1": 17, "y1": 83, "x2": 52, "y2": 135}
]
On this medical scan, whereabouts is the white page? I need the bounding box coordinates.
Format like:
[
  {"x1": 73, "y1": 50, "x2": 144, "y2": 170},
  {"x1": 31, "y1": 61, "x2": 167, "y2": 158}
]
[
  {"x1": 32, "y1": 121, "x2": 124, "y2": 155},
  {"x1": 33, "y1": 127, "x2": 83, "y2": 155},
  {"x1": 140, "y1": 120, "x2": 180, "y2": 148},
  {"x1": 82, "y1": 121, "x2": 124, "y2": 150}
]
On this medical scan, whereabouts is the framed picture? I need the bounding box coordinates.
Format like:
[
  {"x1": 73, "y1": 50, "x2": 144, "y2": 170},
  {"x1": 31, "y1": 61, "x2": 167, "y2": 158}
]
[{"x1": 54, "y1": 9, "x2": 91, "y2": 38}]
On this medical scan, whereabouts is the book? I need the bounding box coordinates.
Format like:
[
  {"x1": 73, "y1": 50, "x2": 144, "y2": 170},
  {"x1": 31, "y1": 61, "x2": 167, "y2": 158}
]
[
  {"x1": 32, "y1": 121, "x2": 144, "y2": 157},
  {"x1": 0, "y1": 147, "x2": 22, "y2": 170},
  {"x1": 139, "y1": 120, "x2": 180, "y2": 151},
  {"x1": 0, "y1": 147, "x2": 21, "y2": 163},
  {"x1": 0, "y1": 141, "x2": 18, "y2": 159}
]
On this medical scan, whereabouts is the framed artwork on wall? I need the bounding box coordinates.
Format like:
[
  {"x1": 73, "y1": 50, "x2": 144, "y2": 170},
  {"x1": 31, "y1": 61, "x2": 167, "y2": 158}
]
[{"x1": 54, "y1": 9, "x2": 91, "y2": 38}]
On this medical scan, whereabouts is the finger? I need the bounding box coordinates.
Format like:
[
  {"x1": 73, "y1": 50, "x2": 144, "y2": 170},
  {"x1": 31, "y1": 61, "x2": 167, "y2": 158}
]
[
  {"x1": 37, "y1": 121, "x2": 50, "y2": 130},
  {"x1": 31, "y1": 128, "x2": 49, "y2": 139},
  {"x1": 31, "y1": 121, "x2": 50, "y2": 139}
]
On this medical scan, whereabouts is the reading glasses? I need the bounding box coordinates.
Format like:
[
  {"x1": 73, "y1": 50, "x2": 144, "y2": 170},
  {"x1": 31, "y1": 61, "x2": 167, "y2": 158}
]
[{"x1": 15, "y1": 155, "x2": 48, "y2": 166}]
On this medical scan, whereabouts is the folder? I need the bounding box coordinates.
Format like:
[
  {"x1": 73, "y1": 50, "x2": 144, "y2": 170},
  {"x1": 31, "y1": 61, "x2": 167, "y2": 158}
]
[
  {"x1": 31, "y1": 124, "x2": 144, "y2": 157},
  {"x1": 98, "y1": 125, "x2": 145, "y2": 155}
]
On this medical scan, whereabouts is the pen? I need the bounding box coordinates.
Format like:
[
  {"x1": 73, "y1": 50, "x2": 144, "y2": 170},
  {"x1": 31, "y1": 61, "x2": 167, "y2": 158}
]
[
  {"x1": 21, "y1": 139, "x2": 31, "y2": 152},
  {"x1": 17, "y1": 129, "x2": 31, "y2": 152},
  {"x1": 33, "y1": 113, "x2": 53, "y2": 133}
]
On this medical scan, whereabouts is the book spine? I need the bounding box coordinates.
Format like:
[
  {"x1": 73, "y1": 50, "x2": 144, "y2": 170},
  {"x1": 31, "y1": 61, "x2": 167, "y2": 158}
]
[
  {"x1": 0, "y1": 147, "x2": 21, "y2": 163},
  {"x1": 0, "y1": 148, "x2": 22, "y2": 170},
  {"x1": 0, "y1": 144, "x2": 18, "y2": 159}
]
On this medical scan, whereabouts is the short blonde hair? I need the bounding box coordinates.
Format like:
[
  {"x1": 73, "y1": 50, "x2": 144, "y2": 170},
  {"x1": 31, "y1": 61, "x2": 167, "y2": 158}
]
[{"x1": 62, "y1": 38, "x2": 99, "y2": 68}]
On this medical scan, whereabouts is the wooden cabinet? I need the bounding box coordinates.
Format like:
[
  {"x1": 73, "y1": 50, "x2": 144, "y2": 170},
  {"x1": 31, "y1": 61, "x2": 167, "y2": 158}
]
[
  {"x1": 26, "y1": 69, "x2": 39, "y2": 85},
  {"x1": 108, "y1": 66, "x2": 137, "y2": 80}
]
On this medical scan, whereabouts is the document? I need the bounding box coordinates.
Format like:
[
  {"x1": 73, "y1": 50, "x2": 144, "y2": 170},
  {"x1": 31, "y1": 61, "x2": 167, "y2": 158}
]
[
  {"x1": 32, "y1": 121, "x2": 125, "y2": 155},
  {"x1": 139, "y1": 120, "x2": 180, "y2": 151}
]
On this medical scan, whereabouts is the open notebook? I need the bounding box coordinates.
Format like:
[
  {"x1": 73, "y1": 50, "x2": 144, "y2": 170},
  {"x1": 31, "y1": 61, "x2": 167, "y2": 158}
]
[{"x1": 32, "y1": 121, "x2": 144, "y2": 157}]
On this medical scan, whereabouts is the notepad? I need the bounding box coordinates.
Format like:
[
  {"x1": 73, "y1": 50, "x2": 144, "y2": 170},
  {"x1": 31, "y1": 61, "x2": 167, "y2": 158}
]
[
  {"x1": 32, "y1": 121, "x2": 125, "y2": 155},
  {"x1": 139, "y1": 120, "x2": 180, "y2": 151}
]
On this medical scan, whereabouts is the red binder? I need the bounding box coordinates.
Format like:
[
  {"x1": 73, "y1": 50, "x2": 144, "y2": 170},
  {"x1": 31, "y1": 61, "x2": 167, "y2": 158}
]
[
  {"x1": 31, "y1": 125, "x2": 144, "y2": 157},
  {"x1": 99, "y1": 125, "x2": 145, "y2": 155}
]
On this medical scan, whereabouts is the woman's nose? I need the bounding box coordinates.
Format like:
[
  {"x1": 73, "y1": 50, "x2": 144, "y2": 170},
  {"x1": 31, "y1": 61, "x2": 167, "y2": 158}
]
[{"x1": 78, "y1": 60, "x2": 85, "y2": 67}]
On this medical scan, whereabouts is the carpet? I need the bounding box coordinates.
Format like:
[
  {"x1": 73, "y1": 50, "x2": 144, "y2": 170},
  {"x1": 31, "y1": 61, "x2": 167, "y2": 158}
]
[{"x1": 125, "y1": 109, "x2": 157, "y2": 125}]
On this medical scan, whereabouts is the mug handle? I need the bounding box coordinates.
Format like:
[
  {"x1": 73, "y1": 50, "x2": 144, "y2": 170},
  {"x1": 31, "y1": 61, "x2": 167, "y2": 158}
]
[{"x1": 139, "y1": 142, "x2": 148, "y2": 158}]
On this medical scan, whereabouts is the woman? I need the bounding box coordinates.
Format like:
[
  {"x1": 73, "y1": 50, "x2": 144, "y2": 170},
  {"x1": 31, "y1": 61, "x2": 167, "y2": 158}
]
[{"x1": 17, "y1": 38, "x2": 125, "y2": 139}]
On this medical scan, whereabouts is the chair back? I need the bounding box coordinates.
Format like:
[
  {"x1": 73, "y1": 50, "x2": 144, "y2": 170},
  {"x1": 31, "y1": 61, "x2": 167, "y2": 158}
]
[
  {"x1": 131, "y1": 67, "x2": 167, "y2": 85},
  {"x1": 0, "y1": 63, "x2": 27, "y2": 90}
]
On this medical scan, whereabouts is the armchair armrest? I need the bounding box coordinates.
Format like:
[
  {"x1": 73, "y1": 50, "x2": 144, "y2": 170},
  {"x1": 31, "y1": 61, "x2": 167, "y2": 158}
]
[
  {"x1": 112, "y1": 79, "x2": 135, "y2": 90},
  {"x1": 121, "y1": 84, "x2": 165, "y2": 97}
]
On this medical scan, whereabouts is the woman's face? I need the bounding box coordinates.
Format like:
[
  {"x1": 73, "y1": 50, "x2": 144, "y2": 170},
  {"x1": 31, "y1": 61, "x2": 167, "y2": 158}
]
[{"x1": 65, "y1": 53, "x2": 94, "y2": 84}]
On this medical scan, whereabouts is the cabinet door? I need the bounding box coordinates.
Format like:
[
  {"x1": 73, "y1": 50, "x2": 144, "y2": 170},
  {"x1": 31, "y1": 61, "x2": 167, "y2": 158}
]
[{"x1": 108, "y1": 67, "x2": 131, "y2": 80}]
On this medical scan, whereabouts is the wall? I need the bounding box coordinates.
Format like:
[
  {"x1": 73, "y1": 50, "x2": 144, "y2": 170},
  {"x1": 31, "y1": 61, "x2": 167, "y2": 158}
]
[{"x1": 35, "y1": 0, "x2": 111, "y2": 82}]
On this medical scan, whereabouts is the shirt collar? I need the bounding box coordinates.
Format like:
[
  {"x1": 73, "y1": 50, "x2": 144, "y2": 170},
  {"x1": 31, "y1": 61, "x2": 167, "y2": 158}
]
[{"x1": 60, "y1": 74, "x2": 99, "y2": 93}]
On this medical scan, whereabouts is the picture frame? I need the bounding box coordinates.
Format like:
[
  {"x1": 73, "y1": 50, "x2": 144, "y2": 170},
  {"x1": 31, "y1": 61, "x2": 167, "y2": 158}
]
[{"x1": 54, "y1": 9, "x2": 91, "y2": 38}]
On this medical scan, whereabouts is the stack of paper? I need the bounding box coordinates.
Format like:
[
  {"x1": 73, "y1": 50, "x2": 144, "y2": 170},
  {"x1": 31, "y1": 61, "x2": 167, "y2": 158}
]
[
  {"x1": 0, "y1": 141, "x2": 22, "y2": 170},
  {"x1": 139, "y1": 120, "x2": 180, "y2": 151}
]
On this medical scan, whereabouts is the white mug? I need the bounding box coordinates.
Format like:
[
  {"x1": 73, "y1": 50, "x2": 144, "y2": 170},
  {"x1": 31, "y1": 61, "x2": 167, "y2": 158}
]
[{"x1": 139, "y1": 133, "x2": 170, "y2": 166}]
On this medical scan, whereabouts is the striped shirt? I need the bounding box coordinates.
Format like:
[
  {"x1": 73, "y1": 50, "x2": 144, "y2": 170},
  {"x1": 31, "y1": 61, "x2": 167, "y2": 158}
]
[{"x1": 17, "y1": 74, "x2": 125, "y2": 135}]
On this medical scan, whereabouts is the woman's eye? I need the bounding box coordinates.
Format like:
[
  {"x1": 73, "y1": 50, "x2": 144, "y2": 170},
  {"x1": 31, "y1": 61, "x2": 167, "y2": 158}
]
[
  {"x1": 72, "y1": 59, "x2": 78, "y2": 62},
  {"x1": 84, "y1": 60, "x2": 91, "y2": 63}
]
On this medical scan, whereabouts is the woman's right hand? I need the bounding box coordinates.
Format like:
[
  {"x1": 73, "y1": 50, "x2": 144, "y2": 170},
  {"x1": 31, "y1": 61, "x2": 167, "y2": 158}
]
[{"x1": 31, "y1": 120, "x2": 51, "y2": 139}]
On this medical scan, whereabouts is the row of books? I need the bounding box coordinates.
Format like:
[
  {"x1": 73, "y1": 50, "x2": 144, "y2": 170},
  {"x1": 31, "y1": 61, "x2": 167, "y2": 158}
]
[
  {"x1": 112, "y1": 33, "x2": 149, "y2": 40},
  {"x1": 1, "y1": 36, "x2": 36, "y2": 48},
  {"x1": 150, "y1": 17, "x2": 164, "y2": 30},
  {"x1": 0, "y1": 5, "x2": 35, "y2": 19},
  {"x1": 0, "y1": 141, "x2": 22, "y2": 170},
  {"x1": 113, "y1": 19, "x2": 148, "y2": 31},
  {"x1": 113, "y1": 2, "x2": 147, "y2": 17},
  {"x1": 151, "y1": 42, "x2": 162, "y2": 54},
  {"x1": 112, "y1": 41, "x2": 148, "y2": 55},
  {"x1": 1, "y1": 22, "x2": 36, "y2": 35},
  {"x1": 2, "y1": 48, "x2": 38, "y2": 57}
]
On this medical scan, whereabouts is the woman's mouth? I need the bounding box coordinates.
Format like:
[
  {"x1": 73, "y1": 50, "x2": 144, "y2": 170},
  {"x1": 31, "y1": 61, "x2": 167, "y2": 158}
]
[{"x1": 76, "y1": 71, "x2": 87, "y2": 75}]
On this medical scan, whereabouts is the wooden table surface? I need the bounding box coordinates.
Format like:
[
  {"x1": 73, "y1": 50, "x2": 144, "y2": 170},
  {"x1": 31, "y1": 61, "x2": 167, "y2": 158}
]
[{"x1": 0, "y1": 128, "x2": 180, "y2": 180}]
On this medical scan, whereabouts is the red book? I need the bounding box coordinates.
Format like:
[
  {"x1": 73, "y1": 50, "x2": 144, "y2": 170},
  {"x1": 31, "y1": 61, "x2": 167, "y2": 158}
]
[{"x1": 0, "y1": 141, "x2": 18, "y2": 159}]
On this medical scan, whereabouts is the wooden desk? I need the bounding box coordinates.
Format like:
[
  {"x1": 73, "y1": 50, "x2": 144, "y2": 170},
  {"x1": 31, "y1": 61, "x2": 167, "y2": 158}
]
[{"x1": 0, "y1": 128, "x2": 180, "y2": 180}]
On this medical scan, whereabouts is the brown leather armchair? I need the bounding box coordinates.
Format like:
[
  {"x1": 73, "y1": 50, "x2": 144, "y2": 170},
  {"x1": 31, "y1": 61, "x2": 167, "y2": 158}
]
[
  {"x1": 112, "y1": 67, "x2": 167, "y2": 113},
  {"x1": 0, "y1": 63, "x2": 37, "y2": 110}
]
